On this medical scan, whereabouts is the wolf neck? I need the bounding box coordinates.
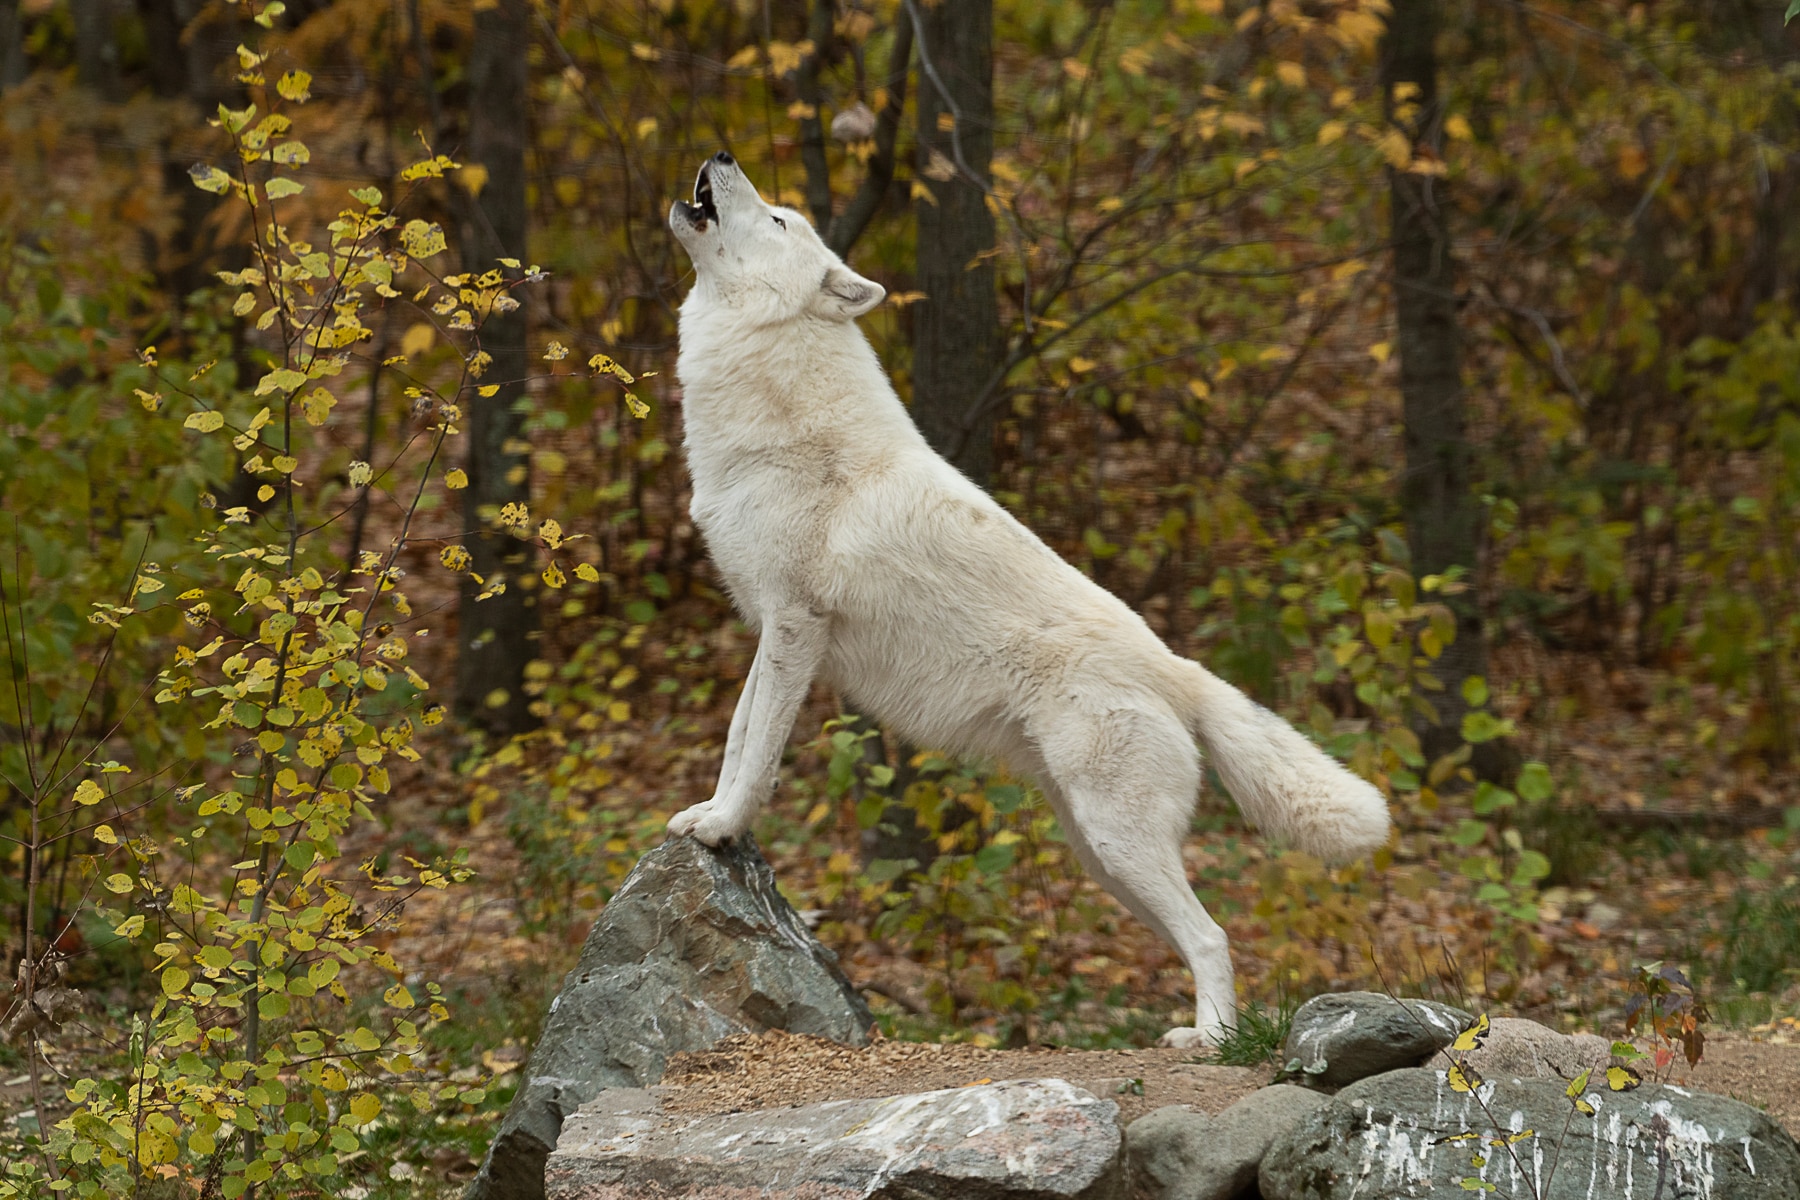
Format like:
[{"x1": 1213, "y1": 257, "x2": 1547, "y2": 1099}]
[{"x1": 677, "y1": 303, "x2": 920, "y2": 453}]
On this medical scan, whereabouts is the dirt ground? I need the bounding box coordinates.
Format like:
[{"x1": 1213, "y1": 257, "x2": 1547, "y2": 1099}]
[{"x1": 657, "y1": 1026, "x2": 1800, "y2": 1137}]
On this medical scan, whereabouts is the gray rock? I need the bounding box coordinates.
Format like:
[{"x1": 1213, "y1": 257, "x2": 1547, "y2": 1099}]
[
  {"x1": 466, "y1": 835, "x2": 873, "y2": 1200},
  {"x1": 545, "y1": 1077, "x2": 1124, "y2": 1199},
  {"x1": 1126, "y1": 1085, "x2": 1328, "y2": 1200},
  {"x1": 1457, "y1": 1017, "x2": 1613, "y2": 1083},
  {"x1": 1259, "y1": 1066, "x2": 1800, "y2": 1199},
  {"x1": 1281, "y1": 992, "x2": 1472, "y2": 1089}
]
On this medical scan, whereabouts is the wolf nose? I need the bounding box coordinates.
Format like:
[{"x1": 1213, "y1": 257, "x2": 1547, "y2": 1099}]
[{"x1": 711, "y1": 150, "x2": 735, "y2": 166}]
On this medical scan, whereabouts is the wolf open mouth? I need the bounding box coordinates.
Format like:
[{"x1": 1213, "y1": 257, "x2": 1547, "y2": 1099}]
[{"x1": 677, "y1": 161, "x2": 721, "y2": 230}]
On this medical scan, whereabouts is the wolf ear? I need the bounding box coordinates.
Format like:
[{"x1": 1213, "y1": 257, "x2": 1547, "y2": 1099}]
[{"x1": 813, "y1": 263, "x2": 886, "y2": 321}]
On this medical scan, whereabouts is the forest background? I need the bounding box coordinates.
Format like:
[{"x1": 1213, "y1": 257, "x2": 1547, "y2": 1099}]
[{"x1": 0, "y1": 0, "x2": 1798, "y2": 1195}]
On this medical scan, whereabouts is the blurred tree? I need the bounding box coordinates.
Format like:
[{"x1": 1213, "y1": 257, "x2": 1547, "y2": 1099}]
[
  {"x1": 0, "y1": 0, "x2": 24, "y2": 90},
  {"x1": 1380, "y1": 0, "x2": 1500, "y2": 771},
  {"x1": 72, "y1": 0, "x2": 119, "y2": 99},
  {"x1": 455, "y1": 0, "x2": 539, "y2": 736},
  {"x1": 909, "y1": 0, "x2": 1003, "y2": 487}
]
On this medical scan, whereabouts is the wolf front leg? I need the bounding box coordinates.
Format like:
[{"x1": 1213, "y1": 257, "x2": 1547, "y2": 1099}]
[{"x1": 667, "y1": 606, "x2": 828, "y2": 845}]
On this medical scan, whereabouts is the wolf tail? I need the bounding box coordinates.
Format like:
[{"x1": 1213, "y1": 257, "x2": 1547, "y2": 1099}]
[{"x1": 1175, "y1": 661, "x2": 1391, "y2": 863}]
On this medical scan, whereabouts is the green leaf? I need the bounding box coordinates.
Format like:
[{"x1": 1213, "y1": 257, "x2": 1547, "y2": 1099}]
[
  {"x1": 351, "y1": 185, "x2": 384, "y2": 206},
  {"x1": 258, "y1": 991, "x2": 289, "y2": 1019},
  {"x1": 1460, "y1": 675, "x2": 1489, "y2": 707},
  {"x1": 1470, "y1": 782, "x2": 1517, "y2": 815},
  {"x1": 1516, "y1": 761, "x2": 1554, "y2": 803},
  {"x1": 1460, "y1": 710, "x2": 1514, "y2": 744},
  {"x1": 161, "y1": 966, "x2": 190, "y2": 997},
  {"x1": 1789, "y1": 0, "x2": 1799, "y2": 24},
  {"x1": 1448, "y1": 818, "x2": 1489, "y2": 847},
  {"x1": 974, "y1": 842, "x2": 1015, "y2": 875},
  {"x1": 985, "y1": 784, "x2": 1025, "y2": 814}
]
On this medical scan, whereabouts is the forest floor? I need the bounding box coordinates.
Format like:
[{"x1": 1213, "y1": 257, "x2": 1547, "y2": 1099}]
[{"x1": 4, "y1": 613, "x2": 1799, "y2": 1194}]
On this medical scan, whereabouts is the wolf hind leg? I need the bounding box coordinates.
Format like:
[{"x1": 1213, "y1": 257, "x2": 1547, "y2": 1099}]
[{"x1": 1040, "y1": 709, "x2": 1236, "y2": 1046}]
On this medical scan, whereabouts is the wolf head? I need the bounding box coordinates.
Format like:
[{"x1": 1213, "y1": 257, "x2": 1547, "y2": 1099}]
[{"x1": 669, "y1": 152, "x2": 885, "y2": 326}]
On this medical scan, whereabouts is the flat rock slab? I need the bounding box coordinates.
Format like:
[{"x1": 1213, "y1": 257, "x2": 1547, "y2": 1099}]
[
  {"x1": 546, "y1": 1078, "x2": 1124, "y2": 1200},
  {"x1": 467, "y1": 835, "x2": 873, "y2": 1200},
  {"x1": 1259, "y1": 1066, "x2": 1800, "y2": 1200},
  {"x1": 1281, "y1": 992, "x2": 1472, "y2": 1089}
]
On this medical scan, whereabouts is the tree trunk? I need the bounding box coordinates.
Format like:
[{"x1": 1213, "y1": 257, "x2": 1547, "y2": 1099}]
[
  {"x1": 454, "y1": 0, "x2": 538, "y2": 737},
  {"x1": 909, "y1": 0, "x2": 1002, "y2": 487},
  {"x1": 0, "y1": 0, "x2": 25, "y2": 91},
  {"x1": 1380, "y1": 0, "x2": 1500, "y2": 772},
  {"x1": 72, "y1": 0, "x2": 119, "y2": 99}
]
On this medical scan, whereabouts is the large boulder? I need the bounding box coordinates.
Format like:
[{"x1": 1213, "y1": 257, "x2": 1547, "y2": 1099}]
[
  {"x1": 1281, "y1": 992, "x2": 1472, "y2": 1089},
  {"x1": 1456, "y1": 1017, "x2": 1613, "y2": 1083},
  {"x1": 1126, "y1": 1085, "x2": 1328, "y2": 1200},
  {"x1": 1259, "y1": 1066, "x2": 1800, "y2": 1199},
  {"x1": 546, "y1": 1078, "x2": 1124, "y2": 1199},
  {"x1": 466, "y1": 835, "x2": 873, "y2": 1200}
]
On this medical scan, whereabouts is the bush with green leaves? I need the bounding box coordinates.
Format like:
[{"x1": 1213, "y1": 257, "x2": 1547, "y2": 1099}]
[{"x1": 0, "y1": 16, "x2": 631, "y2": 1198}]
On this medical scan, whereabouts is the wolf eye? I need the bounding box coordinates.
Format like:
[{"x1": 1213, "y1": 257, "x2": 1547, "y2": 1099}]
[{"x1": 771, "y1": 215, "x2": 787, "y2": 229}]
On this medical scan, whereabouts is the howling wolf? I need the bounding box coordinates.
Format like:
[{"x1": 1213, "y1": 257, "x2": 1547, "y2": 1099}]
[{"x1": 665, "y1": 151, "x2": 1389, "y2": 1046}]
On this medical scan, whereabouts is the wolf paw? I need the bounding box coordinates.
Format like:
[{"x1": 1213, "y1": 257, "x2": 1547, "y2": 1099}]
[
  {"x1": 666, "y1": 797, "x2": 753, "y2": 846},
  {"x1": 1157, "y1": 1024, "x2": 1230, "y2": 1051}
]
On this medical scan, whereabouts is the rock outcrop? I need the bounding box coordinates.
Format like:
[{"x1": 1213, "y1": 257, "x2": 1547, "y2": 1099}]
[
  {"x1": 546, "y1": 1078, "x2": 1125, "y2": 1200},
  {"x1": 1280, "y1": 991, "x2": 1472, "y2": 1089},
  {"x1": 466, "y1": 835, "x2": 873, "y2": 1200},
  {"x1": 1259, "y1": 1066, "x2": 1800, "y2": 1199},
  {"x1": 1125, "y1": 1085, "x2": 1328, "y2": 1200}
]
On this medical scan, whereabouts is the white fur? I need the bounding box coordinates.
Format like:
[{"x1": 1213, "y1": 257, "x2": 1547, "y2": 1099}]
[{"x1": 664, "y1": 157, "x2": 1391, "y2": 1046}]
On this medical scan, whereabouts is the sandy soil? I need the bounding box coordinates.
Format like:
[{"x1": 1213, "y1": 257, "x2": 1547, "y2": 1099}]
[
  {"x1": 660, "y1": 1031, "x2": 1272, "y2": 1125},
  {"x1": 657, "y1": 1027, "x2": 1800, "y2": 1137}
]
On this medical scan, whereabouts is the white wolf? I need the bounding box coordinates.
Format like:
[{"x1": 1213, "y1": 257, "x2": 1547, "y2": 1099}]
[{"x1": 665, "y1": 151, "x2": 1390, "y2": 1046}]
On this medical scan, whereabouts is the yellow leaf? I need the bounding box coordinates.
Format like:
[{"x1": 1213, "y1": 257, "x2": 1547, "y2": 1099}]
[
  {"x1": 542, "y1": 562, "x2": 566, "y2": 589},
  {"x1": 624, "y1": 394, "x2": 649, "y2": 419},
  {"x1": 458, "y1": 163, "x2": 489, "y2": 196},
  {"x1": 1606, "y1": 1065, "x2": 1641, "y2": 1092},
  {"x1": 576, "y1": 563, "x2": 600, "y2": 583},
  {"x1": 114, "y1": 914, "x2": 145, "y2": 938},
  {"x1": 73, "y1": 780, "x2": 105, "y2": 806},
  {"x1": 400, "y1": 323, "x2": 435, "y2": 358},
  {"x1": 104, "y1": 873, "x2": 133, "y2": 894},
  {"x1": 94, "y1": 824, "x2": 117, "y2": 844},
  {"x1": 911, "y1": 179, "x2": 938, "y2": 206},
  {"x1": 384, "y1": 983, "x2": 414, "y2": 1009},
  {"x1": 1445, "y1": 114, "x2": 1474, "y2": 141},
  {"x1": 272, "y1": 455, "x2": 297, "y2": 474},
  {"x1": 1369, "y1": 341, "x2": 1392, "y2": 364},
  {"x1": 1317, "y1": 120, "x2": 1346, "y2": 146},
  {"x1": 277, "y1": 70, "x2": 312, "y2": 102},
  {"x1": 348, "y1": 461, "x2": 373, "y2": 487},
  {"x1": 263, "y1": 177, "x2": 304, "y2": 200},
  {"x1": 1446, "y1": 1061, "x2": 1483, "y2": 1094},
  {"x1": 1565, "y1": 1069, "x2": 1591, "y2": 1099},
  {"x1": 189, "y1": 164, "x2": 232, "y2": 194},
  {"x1": 1068, "y1": 356, "x2": 1096, "y2": 374},
  {"x1": 256, "y1": 484, "x2": 275, "y2": 503},
  {"x1": 301, "y1": 387, "x2": 336, "y2": 426},
  {"x1": 1275, "y1": 61, "x2": 1306, "y2": 88},
  {"x1": 543, "y1": 341, "x2": 569, "y2": 362},
  {"x1": 349, "y1": 1093, "x2": 382, "y2": 1125},
  {"x1": 233, "y1": 292, "x2": 256, "y2": 317},
  {"x1": 185, "y1": 410, "x2": 225, "y2": 433},
  {"x1": 1450, "y1": 1013, "x2": 1490, "y2": 1053},
  {"x1": 445, "y1": 469, "x2": 468, "y2": 490},
  {"x1": 1377, "y1": 128, "x2": 1413, "y2": 169}
]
